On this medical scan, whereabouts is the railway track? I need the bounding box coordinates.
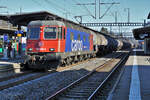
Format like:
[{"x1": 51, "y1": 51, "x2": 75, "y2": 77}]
[
  {"x1": 0, "y1": 71, "x2": 56, "y2": 90},
  {"x1": 0, "y1": 64, "x2": 14, "y2": 72},
  {"x1": 46, "y1": 52, "x2": 129, "y2": 100},
  {"x1": 56, "y1": 51, "x2": 120, "y2": 72},
  {"x1": 0, "y1": 56, "x2": 100, "y2": 91},
  {"x1": 0, "y1": 71, "x2": 33, "y2": 82},
  {"x1": 88, "y1": 53, "x2": 129, "y2": 100}
]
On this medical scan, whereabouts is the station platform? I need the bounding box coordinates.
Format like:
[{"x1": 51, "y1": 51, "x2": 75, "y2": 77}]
[
  {"x1": 0, "y1": 56, "x2": 24, "y2": 73},
  {"x1": 108, "y1": 49, "x2": 150, "y2": 100}
]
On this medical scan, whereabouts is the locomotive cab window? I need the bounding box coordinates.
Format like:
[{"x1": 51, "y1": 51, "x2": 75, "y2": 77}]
[
  {"x1": 44, "y1": 27, "x2": 57, "y2": 39},
  {"x1": 27, "y1": 27, "x2": 40, "y2": 39}
]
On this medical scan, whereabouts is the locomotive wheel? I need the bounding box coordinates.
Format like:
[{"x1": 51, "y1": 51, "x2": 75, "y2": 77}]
[
  {"x1": 47, "y1": 61, "x2": 59, "y2": 71},
  {"x1": 88, "y1": 54, "x2": 91, "y2": 58},
  {"x1": 70, "y1": 57, "x2": 75, "y2": 65},
  {"x1": 61, "y1": 59, "x2": 67, "y2": 67},
  {"x1": 66, "y1": 58, "x2": 71, "y2": 66},
  {"x1": 84, "y1": 55, "x2": 87, "y2": 60},
  {"x1": 79, "y1": 56, "x2": 83, "y2": 62}
]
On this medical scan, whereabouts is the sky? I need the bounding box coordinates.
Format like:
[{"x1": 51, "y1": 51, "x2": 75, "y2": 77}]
[{"x1": 0, "y1": 0, "x2": 150, "y2": 35}]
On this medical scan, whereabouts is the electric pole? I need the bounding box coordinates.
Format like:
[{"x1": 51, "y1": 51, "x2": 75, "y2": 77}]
[
  {"x1": 20, "y1": 7, "x2": 22, "y2": 14},
  {"x1": 115, "y1": 11, "x2": 117, "y2": 23},
  {"x1": 124, "y1": 8, "x2": 130, "y2": 23},
  {"x1": 75, "y1": 0, "x2": 120, "y2": 23},
  {"x1": 95, "y1": 0, "x2": 96, "y2": 19}
]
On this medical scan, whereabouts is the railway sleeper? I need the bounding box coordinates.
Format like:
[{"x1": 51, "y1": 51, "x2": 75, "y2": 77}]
[
  {"x1": 69, "y1": 88, "x2": 96, "y2": 92},
  {"x1": 68, "y1": 90, "x2": 94, "y2": 94},
  {"x1": 60, "y1": 94, "x2": 90, "y2": 98}
]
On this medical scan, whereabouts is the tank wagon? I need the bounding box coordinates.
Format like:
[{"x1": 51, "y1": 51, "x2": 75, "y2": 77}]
[{"x1": 21, "y1": 20, "x2": 132, "y2": 70}]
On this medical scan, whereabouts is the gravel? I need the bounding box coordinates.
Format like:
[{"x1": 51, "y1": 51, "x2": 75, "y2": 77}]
[
  {"x1": 0, "y1": 73, "x2": 40, "y2": 87},
  {"x1": 0, "y1": 71, "x2": 85, "y2": 100},
  {"x1": 0, "y1": 53, "x2": 117, "y2": 100}
]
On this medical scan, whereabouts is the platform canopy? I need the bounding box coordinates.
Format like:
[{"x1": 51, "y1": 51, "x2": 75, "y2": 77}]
[
  {"x1": 0, "y1": 28, "x2": 16, "y2": 35},
  {"x1": 0, "y1": 11, "x2": 67, "y2": 26},
  {"x1": 132, "y1": 12, "x2": 150, "y2": 40},
  {"x1": 0, "y1": 11, "x2": 109, "y2": 37},
  {"x1": 133, "y1": 26, "x2": 150, "y2": 40},
  {"x1": 0, "y1": 11, "x2": 93, "y2": 32}
]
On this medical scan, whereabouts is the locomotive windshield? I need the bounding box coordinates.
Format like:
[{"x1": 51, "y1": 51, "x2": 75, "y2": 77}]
[
  {"x1": 27, "y1": 27, "x2": 40, "y2": 39},
  {"x1": 44, "y1": 27, "x2": 57, "y2": 39}
]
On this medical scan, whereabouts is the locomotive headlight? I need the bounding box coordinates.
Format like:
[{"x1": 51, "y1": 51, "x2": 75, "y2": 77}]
[
  {"x1": 49, "y1": 48, "x2": 55, "y2": 51},
  {"x1": 28, "y1": 48, "x2": 33, "y2": 51}
]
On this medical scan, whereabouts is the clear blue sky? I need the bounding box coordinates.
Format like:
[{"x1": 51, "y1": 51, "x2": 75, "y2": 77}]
[
  {"x1": 0, "y1": 0, "x2": 149, "y2": 34},
  {"x1": 1, "y1": 0, "x2": 149, "y2": 22}
]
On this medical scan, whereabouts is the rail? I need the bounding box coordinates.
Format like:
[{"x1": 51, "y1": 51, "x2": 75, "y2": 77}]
[
  {"x1": 88, "y1": 52, "x2": 129, "y2": 100},
  {"x1": 46, "y1": 52, "x2": 126, "y2": 100}
]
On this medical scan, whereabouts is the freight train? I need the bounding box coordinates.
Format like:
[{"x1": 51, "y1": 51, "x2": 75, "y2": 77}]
[{"x1": 21, "y1": 20, "x2": 132, "y2": 70}]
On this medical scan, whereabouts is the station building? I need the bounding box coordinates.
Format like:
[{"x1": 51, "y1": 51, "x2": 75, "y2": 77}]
[{"x1": 133, "y1": 13, "x2": 150, "y2": 54}]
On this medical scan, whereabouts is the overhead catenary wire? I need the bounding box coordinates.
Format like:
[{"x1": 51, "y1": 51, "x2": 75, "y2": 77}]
[
  {"x1": 73, "y1": 0, "x2": 95, "y2": 18},
  {"x1": 31, "y1": 0, "x2": 47, "y2": 9},
  {"x1": 31, "y1": 0, "x2": 67, "y2": 16},
  {"x1": 44, "y1": 0, "x2": 66, "y2": 13},
  {"x1": 99, "y1": 3, "x2": 115, "y2": 19},
  {"x1": 45, "y1": 0, "x2": 79, "y2": 19}
]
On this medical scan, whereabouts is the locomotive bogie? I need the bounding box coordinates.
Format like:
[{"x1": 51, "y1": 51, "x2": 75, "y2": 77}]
[{"x1": 24, "y1": 50, "x2": 95, "y2": 69}]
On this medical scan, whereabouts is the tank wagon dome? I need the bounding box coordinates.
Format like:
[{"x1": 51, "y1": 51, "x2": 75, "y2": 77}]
[
  {"x1": 100, "y1": 34, "x2": 108, "y2": 46},
  {"x1": 28, "y1": 20, "x2": 65, "y2": 27}
]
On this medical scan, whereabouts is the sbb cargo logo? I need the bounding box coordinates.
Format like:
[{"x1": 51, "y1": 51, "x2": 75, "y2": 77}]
[{"x1": 71, "y1": 40, "x2": 83, "y2": 51}]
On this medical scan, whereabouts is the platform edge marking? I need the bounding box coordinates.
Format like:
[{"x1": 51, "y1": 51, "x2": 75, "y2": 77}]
[{"x1": 129, "y1": 50, "x2": 141, "y2": 100}]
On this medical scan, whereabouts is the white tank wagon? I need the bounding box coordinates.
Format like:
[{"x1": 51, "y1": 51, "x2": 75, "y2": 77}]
[{"x1": 116, "y1": 39, "x2": 123, "y2": 50}]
